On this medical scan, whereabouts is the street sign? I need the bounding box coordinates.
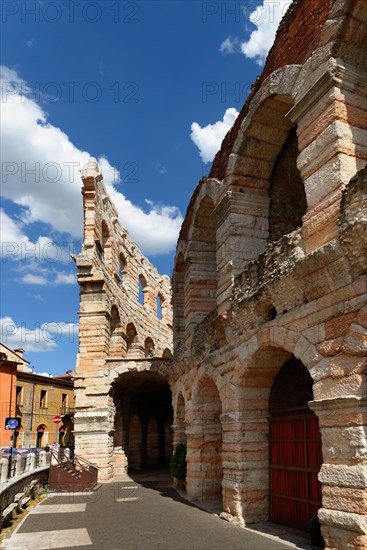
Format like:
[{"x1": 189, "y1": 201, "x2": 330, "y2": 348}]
[
  {"x1": 53, "y1": 415, "x2": 62, "y2": 424},
  {"x1": 5, "y1": 417, "x2": 21, "y2": 430}
]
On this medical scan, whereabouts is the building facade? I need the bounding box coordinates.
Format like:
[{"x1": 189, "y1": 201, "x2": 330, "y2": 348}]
[
  {"x1": 73, "y1": 160, "x2": 173, "y2": 478},
  {"x1": 74, "y1": 1, "x2": 366, "y2": 548},
  {"x1": 0, "y1": 344, "x2": 74, "y2": 449}
]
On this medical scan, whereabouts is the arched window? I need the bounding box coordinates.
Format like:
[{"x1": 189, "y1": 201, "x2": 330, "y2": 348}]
[
  {"x1": 156, "y1": 294, "x2": 163, "y2": 320},
  {"x1": 126, "y1": 323, "x2": 138, "y2": 356},
  {"x1": 110, "y1": 305, "x2": 125, "y2": 357},
  {"x1": 36, "y1": 424, "x2": 47, "y2": 448},
  {"x1": 118, "y1": 253, "x2": 127, "y2": 286},
  {"x1": 145, "y1": 337, "x2": 155, "y2": 357},
  {"x1": 268, "y1": 126, "x2": 307, "y2": 242},
  {"x1": 162, "y1": 348, "x2": 172, "y2": 358},
  {"x1": 138, "y1": 274, "x2": 147, "y2": 306}
]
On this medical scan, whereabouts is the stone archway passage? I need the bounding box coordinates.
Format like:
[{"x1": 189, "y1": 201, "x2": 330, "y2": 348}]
[
  {"x1": 112, "y1": 371, "x2": 173, "y2": 471},
  {"x1": 269, "y1": 357, "x2": 323, "y2": 531}
]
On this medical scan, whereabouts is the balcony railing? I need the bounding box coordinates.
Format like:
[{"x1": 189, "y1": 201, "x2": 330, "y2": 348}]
[{"x1": 60, "y1": 405, "x2": 74, "y2": 415}]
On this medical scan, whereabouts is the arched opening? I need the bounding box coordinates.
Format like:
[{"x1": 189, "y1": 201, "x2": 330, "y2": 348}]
[
  {"x1": 162, "y1": 348, "x2": 172, "y2": 358},
  {"x1": 36, "y1": 424, "x2": 46, "y2": 448},
  {"x1": 156, "y1": 294, "x2": 163, "y2": 320},
  {"x1": 138, "y1": 274, "x2": 147, "y2": 306},
  {"x1": 126, "y1": 323, "x2": 138, "y2": 357},
  {"x1": 269, "y1": 357, "x2": 323, "y2": 531},
  {"x1": 188, "y1": 377, "x2": 222, "y2": 501},
  {"x1": 268, "y1": 126, "x2": 307, "y2": 242},
  {"x1": 118, "y1": 252, "x2": 127, "y2": 286},
  {"x1": 110, "y1": 305, "x2": 126, "y2": 357},
  {"x1": 111, "y1": 371, "x2": 173, "y2": 472},
  {"x1": 144, "y1": 337, "x2": 155, "y2": 357}
]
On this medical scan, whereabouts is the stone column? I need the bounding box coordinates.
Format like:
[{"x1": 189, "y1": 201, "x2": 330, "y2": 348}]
[
  {"x1": 221, "y1": 408, "x2": 269, "y2": 525},
  {"x1": 289, "y1": 61, "x2": 367, "y2": 253},
  {"x1": 214, "y1": 193, "x2": 269, "y2": 315},
  {"x1": 309, "y1": 396, "x2": 367, "y2": 550}
]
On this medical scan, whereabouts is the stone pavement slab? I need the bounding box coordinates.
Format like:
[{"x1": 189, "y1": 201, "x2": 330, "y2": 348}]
[{"x1": 1, "y1": 475, "x2": 309, "y2": 550}]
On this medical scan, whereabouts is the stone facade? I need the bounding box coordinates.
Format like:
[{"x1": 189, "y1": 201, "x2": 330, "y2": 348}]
[
  {"x1": 73, "y1": 160, "x2": 173, "y2": 480},
  {"x1": 74, "y1": 1, "x2": 366, "y2": 548},
  {"x1": 169, "y1": 1, "x2": 366, "y2": 548}
]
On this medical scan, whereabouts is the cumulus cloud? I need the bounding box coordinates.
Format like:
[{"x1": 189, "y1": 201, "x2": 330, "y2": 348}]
[
  {"x1": 190, "y1": 108, "x2": 239, "y2": 163},
  {"x1": 220, "y1": 1, "x2": 291, "y2": 66},
  {"x1": 241, "y1": 0, "x2": 292, "y2": 65},
  {"x1": 0, "y1": 208, "x2": 53, "y2": 260},
  {"x1": 0, "y1": 66, "x2": 183, "y2": 256},
  {"x1": 0, "y1": 316, "x2": 78, "y2": 353}
]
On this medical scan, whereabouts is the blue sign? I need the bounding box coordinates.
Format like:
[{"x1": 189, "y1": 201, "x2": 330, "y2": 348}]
[{"x1": 5, "y1": 417, "x2": 21, "y2": 430}]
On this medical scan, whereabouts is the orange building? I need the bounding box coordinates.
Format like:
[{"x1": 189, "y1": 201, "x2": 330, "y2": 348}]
[
  {"x1": 0, "y1": 344, "x2": 74, "y2": 449},
  {"x1": 0, "y1": 345, "x2": 29, "y2": 448}
]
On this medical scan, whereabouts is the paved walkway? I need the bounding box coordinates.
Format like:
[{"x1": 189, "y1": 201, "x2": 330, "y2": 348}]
[{"x1": 1, "y1": 471, "x2": 311, "y2": 550}]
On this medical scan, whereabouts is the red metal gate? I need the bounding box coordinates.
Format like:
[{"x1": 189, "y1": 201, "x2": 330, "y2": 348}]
[{"x1": 269, "y1": 358, "x2": 323, "y2": 530}]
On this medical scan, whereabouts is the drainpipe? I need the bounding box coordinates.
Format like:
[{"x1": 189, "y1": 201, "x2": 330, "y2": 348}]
[
  {"x1": 9, "y1": 365, "x2": 16, "y2": 417},
  {"x1": 30, "y1": 372, "x2": 36, "y2": 433}
]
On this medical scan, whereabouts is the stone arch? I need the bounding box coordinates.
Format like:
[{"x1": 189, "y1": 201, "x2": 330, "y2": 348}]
[
  {"x1": 268, "y1": 125, "x2": 307, "y2": 242},
  {"x1": 117, "y1": 252, "x2": 127, "y2": 286},
  {"x1": 184, "y1": 194, "x2": 217, "y2": 348},
  {"x1": 138, "y1": 273, "x2": 147, "y2": 306},
  {"x1": 126, "y1": 322, "x2": 140, "y2": 358},
  {"x1": 222, "y1": 65, "x2": 305, "y2": 264},
  {"x1": 36, "y1": 424, "x2": 47, "y2": 448},
  {"x1": 187, "y1": 372, "x2": 223, "y2": 501},
  {"x1": 230, "y1": 333, "x2": 325, "y2": 526},
  {"x1": 110, "y1": 305, "x2": 126, "y2": 357},
  {"x1": 268, "y1": 357, "x2": 323, "y2": 530},
  {"x1": 144, "y1": 336, "x2": 155, "y2": 357},
  {"x1": 233, "y1": 327, "x2": 321, "y2": 387},
  {"x1": 111, "y1": 370, "x2": 173, "y2": 472}
]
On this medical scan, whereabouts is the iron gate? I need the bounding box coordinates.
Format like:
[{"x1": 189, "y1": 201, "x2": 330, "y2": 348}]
[{"x1": 269, "y1": 358, "x2": 323, "y2": 530}]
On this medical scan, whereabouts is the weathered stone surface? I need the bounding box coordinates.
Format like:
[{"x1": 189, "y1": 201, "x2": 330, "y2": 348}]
[{"x1": 75, "y1": 2, "x2": 367, "y2": 547}]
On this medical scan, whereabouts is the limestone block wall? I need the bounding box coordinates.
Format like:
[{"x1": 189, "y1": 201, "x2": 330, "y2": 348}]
[
  {"x1": 170, "y1": 1, "x2": 367, "y2": 548},
  {"x1": 73, "y1": 160, "x2": 173, "y2": 479}
]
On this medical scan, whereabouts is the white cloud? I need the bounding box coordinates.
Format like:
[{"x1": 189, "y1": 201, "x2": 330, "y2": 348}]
[
  {"x1": 0, "y1": 66, "x2": 183, "y2": 256},
  {"x1": 22, "y1": 271, "x2": 77, "y2": 285},
  {"x1": 25, "y1": 38, "x2": 36, "y2": 48},
  {"x1": 219, "y1": 37, "x2": 240, "y2": 54},
  {"x1": 219, "y1": 2, "x2": 291, "y2": 66},
  {"x1": 22, "y1": 274, "x2": 49, "y2": 285},
  {"x1": 0, "y1": 208, "x2": 53, "y2": 260},
  {"x1": 54, "y1": 272, "x2": 76, "y2": 285},
  {"x1": 0, "y1": 316, "x2": 79, "y2": 353},
  {"x1": 190, "y1": 108, "x2": 239, "y2": 163},
  {"x1": 241, "y1": 1, "x2": 292, "y2": 66},
  {"x1": 33, "y1": 294, "x2": 45, "y2": 302},
  {"x1": 155, "y1": 162, "x2": 167, "y2": 175}
]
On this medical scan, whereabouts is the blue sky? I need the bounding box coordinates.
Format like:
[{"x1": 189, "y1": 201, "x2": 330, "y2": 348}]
[{"x1": 0, "y1": 0, "x2": 289, "y2": 374}]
